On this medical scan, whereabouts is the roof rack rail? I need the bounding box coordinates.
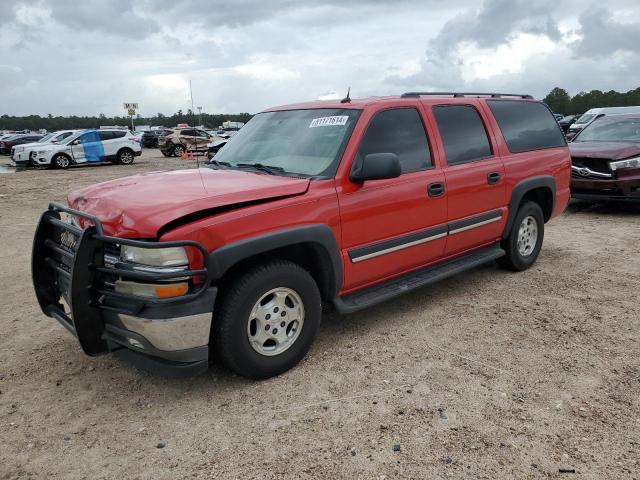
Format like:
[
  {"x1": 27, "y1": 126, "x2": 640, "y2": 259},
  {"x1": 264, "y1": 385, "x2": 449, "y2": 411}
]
[{"x1": 400, "y1": 92, "x2": 534, "y2": 99}]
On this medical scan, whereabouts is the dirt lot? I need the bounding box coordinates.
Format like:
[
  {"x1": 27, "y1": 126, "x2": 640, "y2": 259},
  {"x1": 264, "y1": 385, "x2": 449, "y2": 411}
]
[{"x1": 0, "y1": 150, "x2": 638, "y2": 479}]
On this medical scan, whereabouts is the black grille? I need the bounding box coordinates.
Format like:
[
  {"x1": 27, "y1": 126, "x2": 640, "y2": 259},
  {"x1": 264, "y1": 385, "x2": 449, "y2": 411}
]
[{"x1": 571, "y1": 157, "x2": 612, "y2": 174}]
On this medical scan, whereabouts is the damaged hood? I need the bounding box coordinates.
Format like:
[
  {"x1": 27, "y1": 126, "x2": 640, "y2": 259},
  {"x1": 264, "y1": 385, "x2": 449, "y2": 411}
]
[
  {"x1": 68, "y1": 168, "x2": 310, "y2": 237},
  {"x1": 569, "y1": 141, "x2": 640, "y2": 160}
]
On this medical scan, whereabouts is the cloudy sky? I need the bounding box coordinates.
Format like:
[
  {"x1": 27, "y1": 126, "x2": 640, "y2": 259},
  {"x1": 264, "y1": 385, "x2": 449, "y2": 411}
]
[{"x1": 1, "y1": 0, "x2": 639, "y2": 116}]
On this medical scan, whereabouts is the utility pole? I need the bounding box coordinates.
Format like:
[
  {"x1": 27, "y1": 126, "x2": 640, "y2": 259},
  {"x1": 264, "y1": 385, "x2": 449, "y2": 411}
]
[{"x1": 197, "y1": 106, "x2": 203, "y2": 127}]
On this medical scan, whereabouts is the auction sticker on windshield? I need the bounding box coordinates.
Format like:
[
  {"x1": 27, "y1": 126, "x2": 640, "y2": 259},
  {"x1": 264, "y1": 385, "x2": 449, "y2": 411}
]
[{"x1": 309, "y1": 116, "x2": 349, "y2": 128}]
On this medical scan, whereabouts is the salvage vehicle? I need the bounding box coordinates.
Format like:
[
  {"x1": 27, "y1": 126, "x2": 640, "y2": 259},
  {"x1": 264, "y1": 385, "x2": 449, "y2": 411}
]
[
  {"x1": 0, "y1": 133, "x2": 45, "y2": 154},
  {"x1": 32, "y1": 92, "x2": 570, "y2": 379},
  {"x1": 557, "y1": 114, "x2": 578, "y2": 133},
  {"x1": 11, "y1": 130, "x2": 79, "y2": 167},
  {"x1": 159, "y1": 128, "x2": 212, "y2": 157},
  {"x1": 569, "y1": 114, "x2": 640, "y2": 202},
  {"x1": 141, "y1": 128, "x2": 173, "y2": 148},
  {"x1": 28, "y1": 128, "x2": 141, "y2": 169}
]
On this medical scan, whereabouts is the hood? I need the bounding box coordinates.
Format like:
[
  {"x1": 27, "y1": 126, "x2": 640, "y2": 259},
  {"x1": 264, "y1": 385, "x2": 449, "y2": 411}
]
[
  {"x1": 14, "y1": 141, "x2": 50, "y2": 150},
  {"x1": 68, "y1": 168, "x2": 310, "y2": 238},
  {"x1": 569, "y1": 141, "x2": 640, "y2": 160}
]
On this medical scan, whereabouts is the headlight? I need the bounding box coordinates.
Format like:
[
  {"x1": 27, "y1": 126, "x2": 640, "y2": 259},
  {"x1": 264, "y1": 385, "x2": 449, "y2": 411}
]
[
  {"x1": 120, "y1": 245, "x2": 189, "y2": 267},
  {"x1": 36, "y1": 150, "x2": 49, "y2": 155},
  {"x1": 610, "y1": 157, "x2": 640, "y2": 171},
  {"x1": 15, "y1": 146, "x2": 24, "y2": 153}
]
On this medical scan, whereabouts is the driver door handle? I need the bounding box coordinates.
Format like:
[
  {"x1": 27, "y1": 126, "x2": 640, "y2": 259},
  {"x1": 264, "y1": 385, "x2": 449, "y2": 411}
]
[
  {"x1": 487, "y1": 172, "x2": 501, "y2": 185},
  {"x1": 427, "y1": 182, "x2": 445, "y2": 197}
]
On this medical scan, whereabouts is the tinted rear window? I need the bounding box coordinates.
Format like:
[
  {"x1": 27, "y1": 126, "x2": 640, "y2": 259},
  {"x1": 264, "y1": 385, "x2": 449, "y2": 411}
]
[
  {"x1": 432, "y1": 105, "x2": 492, "y2": 165},
  {"x1": 487, "y1": 100, "x2": 566, "y2": 153}
]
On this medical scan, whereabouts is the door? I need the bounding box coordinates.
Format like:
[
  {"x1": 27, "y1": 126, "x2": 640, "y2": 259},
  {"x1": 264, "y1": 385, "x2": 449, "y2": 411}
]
[
  {"x1": 195, "y1": 129, "x2": 211, "y2": 151},
  {"x1": 431, "y1": 104, "x2": 507, "y2": 256},
  {"x1": 338, "y1": 106, "x2": 448, "y2": 292},
  {"x1": 180, "y1": 129, "x2": 198, "y2": 152},
  {"x1": 71, "y1": 131, "x2": 104, "y2": 164}
]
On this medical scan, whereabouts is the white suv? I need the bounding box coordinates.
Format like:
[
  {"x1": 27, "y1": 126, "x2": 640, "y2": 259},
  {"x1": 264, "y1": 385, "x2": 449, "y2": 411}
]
[
  {"x1": 11, "y1": 130, "x2": 79, "y2": 166},
  {"x1": 30, "y1": 129, "x2": 142, "y2": 169}
]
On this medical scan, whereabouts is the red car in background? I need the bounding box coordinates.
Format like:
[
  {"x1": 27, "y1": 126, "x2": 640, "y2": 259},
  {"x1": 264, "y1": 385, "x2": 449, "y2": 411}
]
[{"x1": 570, "y1": 114, "x2": 640, "y2": 202}]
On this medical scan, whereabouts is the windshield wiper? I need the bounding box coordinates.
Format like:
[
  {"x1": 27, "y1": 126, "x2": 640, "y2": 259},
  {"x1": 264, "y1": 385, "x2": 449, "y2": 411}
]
[
  {"x1": 236, "y1": 163, "x2": 286, "y2": 175},
  {"x1": 208, "y1": 159, "x2": 232, "y2": 168}
]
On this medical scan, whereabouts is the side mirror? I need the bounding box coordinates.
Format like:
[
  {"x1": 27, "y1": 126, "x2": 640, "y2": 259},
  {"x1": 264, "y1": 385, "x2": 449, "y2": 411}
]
[
  {"x1": 350, "y1": 153, "x2": 401, "y2": 182},
  {"x1": 71, "y1": 139, "x2": 81, "y2": 145}
]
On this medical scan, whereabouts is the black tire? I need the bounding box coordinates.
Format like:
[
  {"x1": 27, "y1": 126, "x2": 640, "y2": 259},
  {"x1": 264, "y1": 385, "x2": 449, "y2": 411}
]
[
  {"x1": 172, "y1": 144, "x2": 185, "y2": 157},
  {"x1": 497, "y1": 201, "x2": 544, "y2": 271},
  {"x1": 160, "y1": 150, "x2": 172, "y2": 157},
  {"x1": 212, "y1": 260, "x2": 322, "y2": 379},
  {"x1": 53, "y1": 154, "x2": 71, "y2": 169},
  {"x1": 117, "y1": 148, "x2": 135, "y2": 165}
]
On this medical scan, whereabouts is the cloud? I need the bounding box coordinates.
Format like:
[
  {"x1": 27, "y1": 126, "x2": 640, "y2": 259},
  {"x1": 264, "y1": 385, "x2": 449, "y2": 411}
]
[
  {"x1": 0, "y1": 0, "x2": 638, "y2": 115},
  {"x1": 572, "y1": 6, "x2": 640, "y2": 58}
]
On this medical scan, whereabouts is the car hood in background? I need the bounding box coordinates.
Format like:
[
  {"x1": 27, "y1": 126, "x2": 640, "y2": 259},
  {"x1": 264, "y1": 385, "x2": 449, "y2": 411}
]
[
  {"x1": 68, "y1": 168, "x2": 310, "y2": 237},
  {"x1": 569, "y1": 141, "x2": 640, "y2": 160}
]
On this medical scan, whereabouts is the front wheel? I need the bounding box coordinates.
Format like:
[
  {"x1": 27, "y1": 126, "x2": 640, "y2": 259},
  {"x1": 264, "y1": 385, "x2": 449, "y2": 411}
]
[
  {"x1": 497, "y1": 201, "x2": 544, "y2": 271},
  {"x1": 212, "y1": 260, "x2": 321, "y2": 379},
  {"x1": 53, "y1": 154, "x2": 71, "y2": 169},
  {"x1": 172, "y1": 144, "x2": 184, "y2": 157}
]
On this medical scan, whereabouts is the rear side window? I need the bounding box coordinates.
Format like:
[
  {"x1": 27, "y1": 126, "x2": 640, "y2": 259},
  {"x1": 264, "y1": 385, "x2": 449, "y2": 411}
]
[
  {"x1": 98, "y1": 131, "x2": 113, "y2": 141},
  {"x1": 433, "y1": 105, "x2": 492, "y2": 165},
  {"x1": 487, "y1": 100, "x2": 566, "y2": 153},
  {"x1": 112, "y1": 131, "x2": 126, "y2": 139},
  {"x1": 181, "y1": 129, "x2": 196, "y2": 136},
  {"x1": 358, "y1": 108, "x2": 431, "y2": 173}
]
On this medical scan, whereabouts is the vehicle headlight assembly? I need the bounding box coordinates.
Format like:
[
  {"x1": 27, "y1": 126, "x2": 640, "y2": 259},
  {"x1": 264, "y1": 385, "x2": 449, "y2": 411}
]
[
  {"x1": 610, "y1": 157, "x2": 640, "y2": 171},
  {"x1": 120, "y1": 245, "x2": 189, "y2": 267}
]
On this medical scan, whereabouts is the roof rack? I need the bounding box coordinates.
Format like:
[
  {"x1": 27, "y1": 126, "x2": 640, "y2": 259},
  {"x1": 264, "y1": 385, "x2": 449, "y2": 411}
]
[{"x1": 400, "y1": 92, "x2": 534, "y2": 99}]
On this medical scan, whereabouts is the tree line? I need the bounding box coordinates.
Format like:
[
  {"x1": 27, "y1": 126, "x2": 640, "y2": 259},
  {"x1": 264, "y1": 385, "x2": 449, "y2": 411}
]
[
  {"x1": 3, "y1": 87, "x2": 640, "y2": 130},
  {"x1": 0, "y1": 110, "x2": 253, "y2": 131},
  {"x1": 543, "y1": 87, "x2": 640, "y2": 116}
]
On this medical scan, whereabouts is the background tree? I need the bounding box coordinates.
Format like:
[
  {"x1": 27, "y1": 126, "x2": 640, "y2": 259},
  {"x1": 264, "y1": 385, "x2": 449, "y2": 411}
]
[{"x1": 543, "y1": 87, "x2": 571, "y2": 114}]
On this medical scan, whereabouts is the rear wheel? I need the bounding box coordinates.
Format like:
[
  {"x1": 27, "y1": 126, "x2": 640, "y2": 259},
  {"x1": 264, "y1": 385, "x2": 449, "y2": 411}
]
[
  {"x1": 117, "y1": 149, "x2": 134, "y2": 165},
  {"x1": 212, "y1": 260, "x2": 321, "y2": 379},
  {"x1": 498, "y1": 201, "x2": 544, "y2": 271},
  {"x1": 53, "y1": 154, "x2": 70, "y2": 169}
]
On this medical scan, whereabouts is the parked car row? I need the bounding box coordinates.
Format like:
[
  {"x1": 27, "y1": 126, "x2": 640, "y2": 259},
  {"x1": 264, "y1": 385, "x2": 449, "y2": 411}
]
[{"x1": 7, "y1": 128, "x2": 141, "y2": 169}]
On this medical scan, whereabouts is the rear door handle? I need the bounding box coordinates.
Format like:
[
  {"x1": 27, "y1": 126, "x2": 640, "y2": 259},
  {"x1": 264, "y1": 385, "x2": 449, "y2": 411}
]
[
  {"x1": 427, "y1": 182, "x2": 445, "y2": 197},
  {"x1": 487, "y1": 172, "x2": 501, "y2": 185}
]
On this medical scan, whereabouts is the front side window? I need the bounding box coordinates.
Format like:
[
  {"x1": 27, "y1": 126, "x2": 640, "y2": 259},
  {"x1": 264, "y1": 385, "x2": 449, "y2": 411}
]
[
  {"x1": 181, "y1": 129, "x2": 196, "y2": 137},
  {"x1": 433, "y1": 105, "x2": 492, "y2": 165},
  {"x1": 487, "y1": 100, "x2": 566, "y2": 153},
  {"x1": 357, "y1": 108, "x2": 431, "y2": 173},
  {"x1": 213, "y1": 108, "x2": 360, "y2": 177}
]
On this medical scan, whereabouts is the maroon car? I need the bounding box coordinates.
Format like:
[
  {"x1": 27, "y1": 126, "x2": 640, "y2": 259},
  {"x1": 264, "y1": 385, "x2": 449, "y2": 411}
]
[
  {"x1": 570, "y1": 114, "x2": 640, "y2": 202},
  {"x1": 0, "y1": 134, "x2": 45, "y2": 155}
]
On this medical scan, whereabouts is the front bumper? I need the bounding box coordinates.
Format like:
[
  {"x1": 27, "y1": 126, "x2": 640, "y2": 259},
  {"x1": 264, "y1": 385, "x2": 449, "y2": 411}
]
[
  {"x1": 571, "y1": 169, "x2": 640, "y2": 202},
  {"x1": 32, "y1": 203, "x2": 215, "y2": 378}
]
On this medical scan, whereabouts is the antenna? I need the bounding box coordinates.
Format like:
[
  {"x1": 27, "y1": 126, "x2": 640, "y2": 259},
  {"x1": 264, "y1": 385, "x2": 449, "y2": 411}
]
[
  {"x1": 189, "y1": 80, "x2": 200, "y2": 168},
  {"x1": 340, "y1": 87, "x2": 351, "y2": 104}
]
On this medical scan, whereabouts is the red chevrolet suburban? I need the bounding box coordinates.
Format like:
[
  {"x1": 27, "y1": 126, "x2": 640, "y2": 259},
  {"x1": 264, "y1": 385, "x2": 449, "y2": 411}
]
[{"x1": 32, "y1": 92, "x2": 571, "y2": 379}]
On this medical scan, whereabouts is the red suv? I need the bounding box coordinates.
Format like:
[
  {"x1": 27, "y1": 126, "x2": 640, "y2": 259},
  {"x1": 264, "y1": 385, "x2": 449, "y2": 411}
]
[{"x1": 32, "y1": 93, "x2": 570, "y2": 379}]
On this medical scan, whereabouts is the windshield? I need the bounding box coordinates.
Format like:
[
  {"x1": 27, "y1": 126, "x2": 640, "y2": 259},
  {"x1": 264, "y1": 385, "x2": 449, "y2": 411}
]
[
  {"x1": 575, "y1": 118, "x2": 640, "y2": 143},
  {"x1": 575, "y1": 113, "x2": 596, "y2": 125},
  {"x1": 38, "y1": 133, "x2": 54, "y2": 142},
  {"x1": 211, "y1": 108, "x2": 360, "y2": 177}
]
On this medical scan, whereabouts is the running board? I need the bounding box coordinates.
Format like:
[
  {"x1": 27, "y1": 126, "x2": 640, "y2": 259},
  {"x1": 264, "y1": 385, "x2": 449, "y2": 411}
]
[{"x1": 333, "y1": 244, "x2": 505, "y2": 314}]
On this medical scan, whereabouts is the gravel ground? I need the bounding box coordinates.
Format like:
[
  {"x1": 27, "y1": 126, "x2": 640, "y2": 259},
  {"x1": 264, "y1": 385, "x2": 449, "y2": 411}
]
[{"x1": 0, "y1": 150, "x2": 639, "y2": 479}]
